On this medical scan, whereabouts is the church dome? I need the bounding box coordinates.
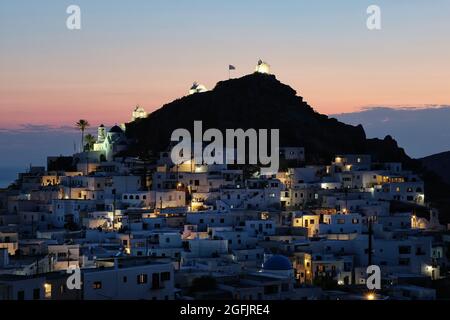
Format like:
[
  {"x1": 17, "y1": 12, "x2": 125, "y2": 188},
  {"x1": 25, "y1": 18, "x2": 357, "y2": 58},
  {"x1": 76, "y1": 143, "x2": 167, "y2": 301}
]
[
  {"x1": 109, "y1": 125, "x2": 123, "y2": 133},
  {"x1": 263, "y1": 255, "x2": 292, "y2": 271}
]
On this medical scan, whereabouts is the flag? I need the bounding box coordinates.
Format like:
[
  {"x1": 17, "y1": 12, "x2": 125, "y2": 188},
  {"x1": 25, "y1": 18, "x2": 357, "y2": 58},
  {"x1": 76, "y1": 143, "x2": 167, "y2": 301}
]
[{"x1": 229, "y1": 65, "x2": 236, "y2": 70}]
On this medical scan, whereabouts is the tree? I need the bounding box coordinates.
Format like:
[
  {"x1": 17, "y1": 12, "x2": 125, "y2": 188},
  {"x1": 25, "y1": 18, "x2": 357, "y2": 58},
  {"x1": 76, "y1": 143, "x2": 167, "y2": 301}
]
[
  {"x1": 84, "y1": 133, "x2": 96, "y2": 151},
  {"x1": 75, "y1": 119, "x2": 90, "y2": 152}
]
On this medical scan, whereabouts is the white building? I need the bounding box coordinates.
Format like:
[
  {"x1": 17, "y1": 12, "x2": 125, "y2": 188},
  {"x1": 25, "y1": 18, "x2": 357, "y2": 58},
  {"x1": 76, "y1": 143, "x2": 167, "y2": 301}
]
[{"x1": 83, "y1": 257, "x2": 175, "y2": 300}]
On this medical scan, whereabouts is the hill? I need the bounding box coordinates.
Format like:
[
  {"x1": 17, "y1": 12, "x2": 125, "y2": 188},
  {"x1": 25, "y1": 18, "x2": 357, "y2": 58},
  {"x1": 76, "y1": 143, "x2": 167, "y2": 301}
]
[
  {"x1": 125, "y1": 72, "x2": 450, "y2": 223},
  {"x1": 126, "y1": 73, "x2": 411, "y2": 165},
  {"x1": 420, "y1": 151, "x2": 450, "y2": 185}
]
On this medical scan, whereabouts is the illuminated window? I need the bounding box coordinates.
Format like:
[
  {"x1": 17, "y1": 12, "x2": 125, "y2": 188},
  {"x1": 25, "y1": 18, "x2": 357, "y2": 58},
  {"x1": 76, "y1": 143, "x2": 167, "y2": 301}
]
[
  {"x1": 44, "y1": 283, "x2": 52, "y2": 299},
  {"x1": 137, "y1": 274, "x2": 148, "y2": 284},
  {"x1": 93, "y1": 281, "x2": 102, "y2": 290}
]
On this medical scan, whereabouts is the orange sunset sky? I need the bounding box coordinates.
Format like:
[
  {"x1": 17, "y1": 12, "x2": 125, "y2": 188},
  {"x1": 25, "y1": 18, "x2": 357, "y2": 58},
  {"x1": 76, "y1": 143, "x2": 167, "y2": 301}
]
[{"x1": 1, "y1": 0, "x2": 449, "y2": 129}]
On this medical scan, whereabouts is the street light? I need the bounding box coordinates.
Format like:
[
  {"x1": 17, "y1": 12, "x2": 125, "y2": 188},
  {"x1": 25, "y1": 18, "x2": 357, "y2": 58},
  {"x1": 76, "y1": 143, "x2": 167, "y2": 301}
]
[{"x1": 365, "y1": 293, "x2": 376, "y2": 300}]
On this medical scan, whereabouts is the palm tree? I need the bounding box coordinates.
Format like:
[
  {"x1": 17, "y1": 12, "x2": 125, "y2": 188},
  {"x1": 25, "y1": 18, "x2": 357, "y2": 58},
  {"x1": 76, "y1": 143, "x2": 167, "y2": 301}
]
[
  {"x1": 75, "y1": 119, "x2": 90, "y2": 152},
  {"x1": 84, "y1": 134, "x2": 96, "y2": 151}
]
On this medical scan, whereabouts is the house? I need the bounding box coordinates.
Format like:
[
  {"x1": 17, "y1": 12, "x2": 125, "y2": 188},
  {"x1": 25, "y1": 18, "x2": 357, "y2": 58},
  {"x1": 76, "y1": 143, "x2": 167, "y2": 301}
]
[{"x1": 82, "y1": 257, "x2": 175, "y2": 300}]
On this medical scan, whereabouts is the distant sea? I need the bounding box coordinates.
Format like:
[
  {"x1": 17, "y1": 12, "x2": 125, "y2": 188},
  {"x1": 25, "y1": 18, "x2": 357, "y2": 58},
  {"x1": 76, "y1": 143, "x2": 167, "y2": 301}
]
[{"x1": 0, "y1": 167, "x2": 23, "y2": 188}]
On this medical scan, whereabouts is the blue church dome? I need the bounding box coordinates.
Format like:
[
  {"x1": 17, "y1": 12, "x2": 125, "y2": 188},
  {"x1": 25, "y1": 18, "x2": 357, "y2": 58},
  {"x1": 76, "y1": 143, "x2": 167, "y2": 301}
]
[
  {"x1": 109, "y1": 125, "x2": 123, "y2": 133},
  {"x1": 263, "y1": 255, "x2": 292, "y2": 271}
]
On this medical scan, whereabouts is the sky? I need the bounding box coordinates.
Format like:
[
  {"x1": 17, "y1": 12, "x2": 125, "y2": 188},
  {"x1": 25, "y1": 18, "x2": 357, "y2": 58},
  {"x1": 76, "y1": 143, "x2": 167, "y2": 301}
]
[
  {"x1": 333, "y1": 105, "x2": 450, "y2": 159},
  {"x1": 1, "y1": 0, "x2": 450, "y2": 128},
  {"x1": 0, "y1": 0, "x2": 450, "y2": 175}
]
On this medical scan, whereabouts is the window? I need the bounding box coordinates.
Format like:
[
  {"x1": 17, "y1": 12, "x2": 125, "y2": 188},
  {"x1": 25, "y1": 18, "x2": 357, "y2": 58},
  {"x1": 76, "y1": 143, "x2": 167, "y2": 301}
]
[
  {"x1": 399, "y1": 258, "x2": 410, "y2": 266},
  {"x1": 33, "y1": 288, "x2": 40, "y2": 300},
  {"x1": 123, "y1": 276, "x2": 127, "y2": 283},
  {"x1": 137, "y1": 274, "x2": 148, "y2": 284},
  {"x1": 264, "y1": 285, "x2": 278, "y2": 295},
  {"x1": 152, "y1": 273, "x2": 160, "y2": 289},
  {"x1": 44, "y1": 283, "x2": 52, "y2": 299},
  {"x1": 93, "y1": 281, "x2": 102, "y2": 289},
  {"x1": 399, "y1": 246, "x2": 411, "y2": 254},
  {"x1": 161, "y1": 272, "x2": 171, "y2": 281},
  {"x1": 17, "y1": 290, "x2": 25, "y2": 300}
]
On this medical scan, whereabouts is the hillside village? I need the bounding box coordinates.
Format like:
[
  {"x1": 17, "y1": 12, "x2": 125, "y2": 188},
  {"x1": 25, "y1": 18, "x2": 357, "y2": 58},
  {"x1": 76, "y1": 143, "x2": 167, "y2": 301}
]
[{"x1": 1, "y1": 69, "x2": 450, "y2": 301}]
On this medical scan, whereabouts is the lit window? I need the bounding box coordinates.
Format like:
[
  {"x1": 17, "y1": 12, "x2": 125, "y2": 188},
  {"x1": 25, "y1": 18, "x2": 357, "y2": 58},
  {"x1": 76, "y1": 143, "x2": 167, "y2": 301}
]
[
  {"x1": 44, "y1": 283, "x2": 52, "y2": 299},
  {"x1": 137, "y1": 274, "x2": 148, "y2": 284}
]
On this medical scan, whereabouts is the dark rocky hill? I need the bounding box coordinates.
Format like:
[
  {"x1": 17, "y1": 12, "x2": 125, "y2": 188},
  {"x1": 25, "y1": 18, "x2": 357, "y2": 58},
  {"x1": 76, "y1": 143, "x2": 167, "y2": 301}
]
[
  {"x1": 420, "y1": 151, "x2": 450, "y2": 185},
  {"x1": 124, "y1": 72, "x2": 450, "y2": 223},
  {"x1": 126, "y1": 73, "x2": 411, "y2": 165}
]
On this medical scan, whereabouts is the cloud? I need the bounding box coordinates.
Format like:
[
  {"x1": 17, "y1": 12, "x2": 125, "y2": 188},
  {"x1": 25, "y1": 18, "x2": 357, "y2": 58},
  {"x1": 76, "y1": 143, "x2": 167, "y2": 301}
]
[
  {"x1": 0, "y1": 123, "x2": 97, "y2": 134},
  {"x1": 332, "y1": 105, "x2": 450, "y2": 159}
]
